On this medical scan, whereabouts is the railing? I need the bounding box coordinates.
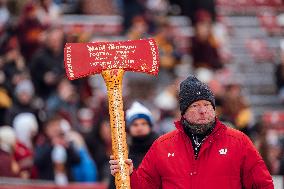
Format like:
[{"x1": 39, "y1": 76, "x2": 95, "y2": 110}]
[
  {"x1": 0, "y1": 176, "x2": 282, "y2": 188},
  {"x1": 0, "y1": 177, "x2": 107, "y2": 189}
]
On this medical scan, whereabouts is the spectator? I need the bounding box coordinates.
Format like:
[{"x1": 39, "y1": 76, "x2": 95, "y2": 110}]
[
  {"x1": 191, "y1": 0, "x2": 216, "y2": 24},
  {"x1": 0, "y1": 0, "x2": 10, "y2": 28},
  {"x1": 221, "y1": 83, "x2": 253, "y2": 135},
  {"x1": 125, "y1": 101, "x2": 159, "y2": 168},
  {"x1": 108, "y1": 101, "x2": 159, "y2": 189},
  {"x1": 17, "y1": 2, "x2": 46, "y2": 62},
  {"x1": 154, "y1": 20, "x2": 181, "y2": 84},
  {"x1": 30, "y1": 27, "x2": 65, "y2": 99},
  {"x1": 5, "y1": 79, "x2": 39, "y2": 125},
  {"x1": 190, "y1": 10, "x2": 223, "y2": 70},
  {"x1": 126, "y1": 16, "x2": 150, "y2": 40},
  {"x1": 154, "y1": 81, "x2": 179, "y2": 134},
  {"x1": 251, "y1": 121, "x2": 272, "y2": 173},
  {"x1": 13, "y1": 113, "x2": 38, "y2": 179},
  {"x1": 0, "y1": 33, "x2": 27, "y2": 95},
  {"x1": 122, "y1": 0, "x2": 146, "y2": 32},
  {"x1": 65, "y1": 126, "x2": 98, "y2": 182},
  {"x1": 85, "y1": 118, "x2": 112, "y2": 182},
  {"x1": 46, "y1": 77, "x2": 79, "y2": 128},
  {"x1": 36, "y1": 0, "x2": 61, "y2": 27},
  {"x1": 34, "y1": 116, "x2": 80, "y2": 183},
  {"x1": 275, "y1": 41, "x2": 284, "y2": 103},
  {"x1": 0, "y1": 126, "x2": 19, "y2": 177}
]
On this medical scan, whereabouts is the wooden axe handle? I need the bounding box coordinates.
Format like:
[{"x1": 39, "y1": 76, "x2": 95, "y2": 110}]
[{"x1": 101, "y1": 69, "x2": 130, "y2": 189}]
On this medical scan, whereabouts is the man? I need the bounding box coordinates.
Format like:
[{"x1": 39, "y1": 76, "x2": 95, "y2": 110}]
[
  {"x1": 30, "y1": 27, "x2": 65, "y2": 99},
  {"x1": 125, "y1": 101, "x2": 159, "y2": 168},
  {"x1": 109, "y1": 75, "x2": 274, "y2": 189},
  {"x1": 34, "y1": 116, "x2": 80, "y2": 184}
]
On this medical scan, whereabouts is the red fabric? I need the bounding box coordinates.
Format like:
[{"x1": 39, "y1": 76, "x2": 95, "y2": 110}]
[
  {"x1": 130, "y1": 119, "x2": 273, "y2": 189},
  {"x1": 0, "y1": 149, "x2": 19, "y2": 177},
  {"x1": 14, "y1": 141, "x2": 37, "y2": 178}
]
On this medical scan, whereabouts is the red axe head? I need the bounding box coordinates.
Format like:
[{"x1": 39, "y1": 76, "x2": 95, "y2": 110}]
[{"x1": 64, "y1": 38, "x2": 159, "y2": 80}]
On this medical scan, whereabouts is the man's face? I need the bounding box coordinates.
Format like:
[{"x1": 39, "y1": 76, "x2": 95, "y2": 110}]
[
  {"x1": 17, "y1": 92, "x2": 32, "y2": 105},
  {"x1": 183, "y1": 100, "x2": 215, "y2": 125},
  {"x1": 129, "y1": 118, "x2": 151, "y2": 137},
  {"x1": 45, "y1": 120, "x2": 69, "y2": 146},
  {"x1": 45, "y1": 120, "x2": 62, "y2": 139}
]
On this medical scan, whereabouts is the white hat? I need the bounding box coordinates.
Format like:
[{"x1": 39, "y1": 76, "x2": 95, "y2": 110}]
[
  {"x1": 13, "y1": 113, "x2": 38, "y2": 149},
  {"x1": 0, "y1": 126, "x2": 16, "y2": 153},
  {"x1": 126, "y1": 102, "x2": 153, "y2": 127}
]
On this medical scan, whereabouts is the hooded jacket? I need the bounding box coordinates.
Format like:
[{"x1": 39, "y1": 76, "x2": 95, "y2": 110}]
[{"x1": 130, "y1": 119, "x2": 273, "y2": 189}]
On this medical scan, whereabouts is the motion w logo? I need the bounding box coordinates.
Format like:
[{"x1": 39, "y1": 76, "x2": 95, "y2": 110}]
[{"x1": 219, "y1": 148, "x2": 227, "y2": 155}]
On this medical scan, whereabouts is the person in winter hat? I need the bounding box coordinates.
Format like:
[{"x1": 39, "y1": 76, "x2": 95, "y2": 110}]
[
  {"x1": 125, "y1": 102, "x2": 158, "y2": 167},
  {"x1": 108, "y1": 102, "x2": 158, "y2": 189},
  {"x1": 109, "y1": 75, "x2": 273, "y2": 189}
]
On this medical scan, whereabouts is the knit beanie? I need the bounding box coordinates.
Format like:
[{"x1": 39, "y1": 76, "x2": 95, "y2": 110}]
[
  {"x1": 179, "y1": 75, "x2": 215, "y2": 115},
  {"x1": 126, "y1": 102, "x2": 154, "y2": 127}
]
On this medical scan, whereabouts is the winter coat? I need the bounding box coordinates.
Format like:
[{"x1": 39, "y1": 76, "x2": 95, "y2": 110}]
[
  {"x1": 0, "y1": 149, "x2": 19, "y2": 177},
  {"x1": 30, "y1": 47, "x2": 64, "y2": 99},
  {"x1": 109, "y1": 132, "x2": 158, "y2": 189},
  {"x1": 129, "y1": 132, "x2": 159, "y2": 168},
  {"x1": 191, "y1": 36, "x2": 222, "y2": 70},
  {"x1": 14, "y1": 141, "x2": 37, "y2": 178},
  {"x1": 130, "y1": 119, "x2": 273, "y2": 189},
  {"x1": 71, "y1": 147, "x2": 97, "y2": 182},
  {"x1": 34, "y1": 141, "x2": 81, "y2": 181}
]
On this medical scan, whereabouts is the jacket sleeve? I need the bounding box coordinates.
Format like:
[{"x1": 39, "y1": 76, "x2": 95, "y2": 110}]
[
  {"x1": 241, "y1": 134, "x2": 274, "y2": 189},
  {"x1": 66, "y1": 142, "x2": 81, "y2": 165},
  {"x1": 130, "y1": 141, "x2": 161, "y2": 189},
  {"x1": 34, "y1": 143, "x2": 53, "y2": 169}
]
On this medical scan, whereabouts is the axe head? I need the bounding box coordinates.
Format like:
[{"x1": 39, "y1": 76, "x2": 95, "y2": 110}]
[{"x1": 64, "y1": 38, "x2": 159, "y2": 80}]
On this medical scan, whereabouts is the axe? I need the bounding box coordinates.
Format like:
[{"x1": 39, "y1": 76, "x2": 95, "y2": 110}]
[{"x1": 64, "y1": 38, "x2": 159, "y2": 188}]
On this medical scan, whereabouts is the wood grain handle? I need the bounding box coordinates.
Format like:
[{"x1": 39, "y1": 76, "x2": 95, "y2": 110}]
[{"x1": 102, "y1": 69, "x2": 130, "y2": 189}]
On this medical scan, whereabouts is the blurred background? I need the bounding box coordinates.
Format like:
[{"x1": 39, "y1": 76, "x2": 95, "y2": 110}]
[{"x1": 0, "y1": 0, "x2": 284, "y2": 188}]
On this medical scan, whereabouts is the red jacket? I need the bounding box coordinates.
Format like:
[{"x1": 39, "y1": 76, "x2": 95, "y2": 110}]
[
  {"x1": 130, "y1": 119, "x2": 273, "y2": 189},
  {"x1": 14, "y1": 141, "x2": 37, "y2": 178}
]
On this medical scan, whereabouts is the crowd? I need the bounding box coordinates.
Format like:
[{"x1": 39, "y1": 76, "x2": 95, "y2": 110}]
[{"x1": 0, "y1": 0, "x2": 283, "y2": 186}]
